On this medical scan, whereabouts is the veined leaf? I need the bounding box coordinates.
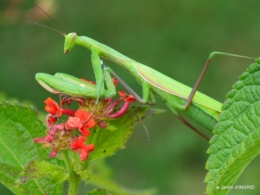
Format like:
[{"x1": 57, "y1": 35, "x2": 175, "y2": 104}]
[
  {"x1": 16, "y1": 161, "x2": 68, "y2": 184},
  {"x1": 86, "y1": 106, "x2": 164, "y2": 162},
  {"x1": 71, "y1": 106, "x2": 164, "y2": 180},
  {"x1": 205, "y1": 60, "x2": 260, "y2": 195},
  {"x1": 0, "y1": 102, "x2": 63, "y2": 195}
]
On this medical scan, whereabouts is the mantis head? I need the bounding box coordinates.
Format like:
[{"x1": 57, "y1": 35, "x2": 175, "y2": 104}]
[{"x1": 64, "y1": 32, "x2": 77, "y2": 54}]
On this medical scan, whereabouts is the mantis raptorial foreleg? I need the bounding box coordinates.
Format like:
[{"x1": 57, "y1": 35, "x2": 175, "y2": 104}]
[{"x1": 91, "y1": 50, "x2": 106, "y2": 97}]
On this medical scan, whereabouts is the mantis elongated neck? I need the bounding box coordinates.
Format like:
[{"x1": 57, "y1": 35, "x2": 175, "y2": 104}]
[
  {"x1": 75, "y1": 36, "x2": 91, "y2": 49},
  {"x1": 76, "y1": 36, "x2": 134, "y2": 69}
]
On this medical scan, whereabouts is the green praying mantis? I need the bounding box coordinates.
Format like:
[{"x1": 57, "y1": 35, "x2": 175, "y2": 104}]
[{"x1": 33, "y1": 7, "x2": 254, "y2": 141}]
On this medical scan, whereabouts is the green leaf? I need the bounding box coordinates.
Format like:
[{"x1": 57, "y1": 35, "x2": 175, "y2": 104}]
[
  {"x1": 0, "y1": 92, "x2": 34, "y2": 107},
  {"x1": 0, "y1": 102, "x2": 63, "y2": 195},
  {"x1": 205, "y1": 60, "x2": 260, "y2": 195},
  {"x1": 70, "y1": 106, "x2": 161, "y2": 194},
  {"x1": 86, "y1": 106, "x2": 162, "y2": 162},
  {"x1": 70, "y1": 106, "x2": 164, "y2": 182},
  {"x1": 16, "y1": 160, "x2": 68, "y2": 184}
]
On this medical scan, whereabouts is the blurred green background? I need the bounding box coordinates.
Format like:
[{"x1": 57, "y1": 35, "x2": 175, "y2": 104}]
[{"x1": 1, "y1": 0, "x2": 260, "y2": 194}]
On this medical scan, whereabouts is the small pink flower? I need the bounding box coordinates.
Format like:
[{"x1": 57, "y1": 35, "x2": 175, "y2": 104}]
[{"x1": 50, "y1": 149, "x2": 58, "y2": 158}]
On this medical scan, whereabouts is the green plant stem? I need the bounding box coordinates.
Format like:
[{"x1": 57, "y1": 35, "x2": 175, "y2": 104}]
[{"x1": 63, "y1": 151, "x2": 80, "y2": 195}]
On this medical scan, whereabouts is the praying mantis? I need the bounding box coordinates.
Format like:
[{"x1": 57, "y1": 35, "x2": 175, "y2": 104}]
[
  {"x1": 62, "y1": 32, "x2": 255, "y2": 140},
  {"x1": 33, "y1": 7, "x2": 254, "y2": 141}
]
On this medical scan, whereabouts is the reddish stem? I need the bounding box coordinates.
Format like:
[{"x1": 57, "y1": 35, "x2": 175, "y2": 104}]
[
  {"x1": 61, "y1": 108, "x2": 76, "y2": 116},
  {"x1": 108, "y1": 101, "x2": 131, "y2": 118}
]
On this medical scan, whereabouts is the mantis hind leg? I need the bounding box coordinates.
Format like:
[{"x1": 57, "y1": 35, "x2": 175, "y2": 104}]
[
  {"x1": 166, "y1": 102, "x2": 210, "y2": 141},
  {"x1": 184, "y1": 52, "x2": 254, "y2": 110},
  {"x1": 177, "y1": 115, "x2": 210, "y2": 141}
]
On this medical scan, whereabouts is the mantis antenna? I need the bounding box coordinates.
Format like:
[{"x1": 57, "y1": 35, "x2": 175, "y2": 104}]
[
  {"x1": 129, "y1": 107, "x2": 151, "y2": 144},
  {"x1": 27, "y1": 5, "x2": 66, "y2": 36},
  {"x1": 28, "y1": 21, "x2": 65, "y2": 36}
]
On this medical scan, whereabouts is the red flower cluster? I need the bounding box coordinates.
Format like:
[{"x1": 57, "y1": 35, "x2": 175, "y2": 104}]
[
  {"x1": 35, "y1": 98, "x2": 96, "y2": 161},
  {"x1": 34, "y1": 82, "x2": 136, "y2": 161}
]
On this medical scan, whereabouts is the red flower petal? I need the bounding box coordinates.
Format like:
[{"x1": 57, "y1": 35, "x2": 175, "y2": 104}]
[
  {"x1": 46, "y1": 114, "x2": 58, "y2": 126},
  {"x1": 118, "y1": 91, "x2": 136, "y2": 102},
  {"x1": 126, "y1": 95, "x2": 136, "y2": 102},
  {"x1": 112, "y1": 78, "x2": 118, "y2": 87},
  {"x1": 79, "y1": 126, "x2": 91, "y2": 136},
  {"x1": 79, "y1": 149, "x2": 88, "y2": 161},
  {"x1": 74, "y1": 109, "x2": 96, "y2": 128},
  {"x1": 65, "y1": 109, "x2": 96, "y2": 136},
  {"x1": 118, "y1": 91, "x2": 127, "y2": 99},
  {"x1": 71, "y1": 136, "x2": 86, "y2": 148},
  {"x1": 44, "y1": 97, "x2": 62, "y2": 116},
  {"x1": 50, "y1": 149, "x2": 58, "y2": 158},
  {"x1": 79, "y1": 144, "x2": 95, "y2": 161},
  {"x1": 71, "y1": 136, "x2": 95, "y2": 161},
  {"x1": 65, "y1": 117, "x2": 83, "y2": 130},
  {"x1": 86, "y1": 144, "x2": 95, "y2": 152},
  {"x1": 34, "y1": 137, "x2": 46, "y2": 144}
]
